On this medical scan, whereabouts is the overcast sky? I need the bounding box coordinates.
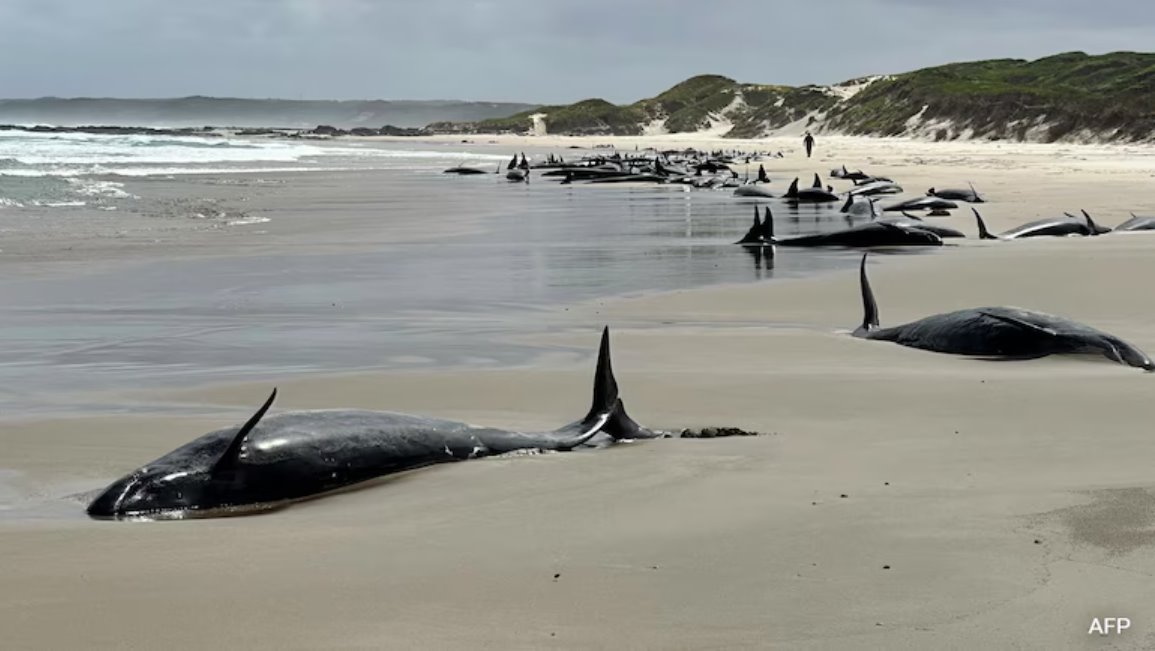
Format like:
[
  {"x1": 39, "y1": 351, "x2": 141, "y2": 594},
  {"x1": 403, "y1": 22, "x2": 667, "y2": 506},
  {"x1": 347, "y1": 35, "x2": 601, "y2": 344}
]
[{"x1": 1, "y1": 0, "x2": 1151, "y2": 104}]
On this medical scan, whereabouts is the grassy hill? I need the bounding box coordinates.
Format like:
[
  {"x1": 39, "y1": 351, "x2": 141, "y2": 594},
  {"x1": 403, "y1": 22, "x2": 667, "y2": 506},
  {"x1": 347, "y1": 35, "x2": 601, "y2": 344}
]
[
  {"x1": 430, "y1": 51, "x2": 1155, "y2": 143},
  {"x1": 825, "y1": 51, "x2": 1155, "y2": 141}
]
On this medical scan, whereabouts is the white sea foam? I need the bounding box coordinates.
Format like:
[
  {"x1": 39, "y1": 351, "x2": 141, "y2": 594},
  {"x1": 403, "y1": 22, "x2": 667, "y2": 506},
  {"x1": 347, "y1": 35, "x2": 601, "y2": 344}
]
[
  {"x1": 0, "y1": 128, "x2": 508, "y2": 178},
  {"x1": 65, "y1": 178, "x2": 137, "y2": 199},
  {"x1": 226, "y1": 216, "x2": 272, "y2": 226},
  {"x1": 30, "y1": 200, "x2": 87, "y2": 207}
]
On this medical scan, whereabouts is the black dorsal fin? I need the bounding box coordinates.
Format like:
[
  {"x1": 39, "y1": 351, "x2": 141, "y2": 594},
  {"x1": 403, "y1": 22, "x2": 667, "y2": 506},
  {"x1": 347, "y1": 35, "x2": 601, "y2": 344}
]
[
  {"x1": 762, "y1": 206, "x2": 775, "y2": 240},
  {"x1": 855, "y1": 254, "x2": 880, "y2": 335},
  {"x1": 1081, "y1": 209, "x2": 1104, "y2": 236},
  {"x1": 736, "y1": 207, "x2": 763, "y2": 244},
  {"x1": 811, "y1": 173, "x2": 822, "y2": 189},
  {"x1": 973, "y1": 208, "x2": 996, "y2": 240},
  {"x1": 785, "y1": 177, "x2": 799, "y2": 198},
  {"x1": 212, "y1": 388, "x2": 278, "y2": 476}
]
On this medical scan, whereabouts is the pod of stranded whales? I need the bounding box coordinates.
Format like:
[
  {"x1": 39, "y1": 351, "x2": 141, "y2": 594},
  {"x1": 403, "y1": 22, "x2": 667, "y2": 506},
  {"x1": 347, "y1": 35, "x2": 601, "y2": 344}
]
[{"x1": 85, "y1": 150, "x2": 1155, "y2": 521}]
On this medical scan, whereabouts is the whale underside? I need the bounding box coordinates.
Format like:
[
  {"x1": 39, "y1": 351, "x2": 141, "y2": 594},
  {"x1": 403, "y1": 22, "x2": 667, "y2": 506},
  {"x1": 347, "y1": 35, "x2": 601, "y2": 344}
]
[
  {"x1": 87, "y1": 328, "x2": 662, "y2": 521},
  {"x1": 852, "y1": 254, "x2": 1154, "y2": 370},
  {"x1": 882, "y1": 197, "x2": 959, "y2": 213},
  {"x1": 848, "y1": 181, "x2": 903, "y2": 197}
]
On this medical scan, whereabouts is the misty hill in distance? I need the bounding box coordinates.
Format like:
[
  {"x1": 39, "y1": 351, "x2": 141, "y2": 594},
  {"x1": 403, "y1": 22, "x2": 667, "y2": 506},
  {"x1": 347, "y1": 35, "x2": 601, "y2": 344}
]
[{"x1": 0, "y1": 97, "x2": 539, "y2": 129}]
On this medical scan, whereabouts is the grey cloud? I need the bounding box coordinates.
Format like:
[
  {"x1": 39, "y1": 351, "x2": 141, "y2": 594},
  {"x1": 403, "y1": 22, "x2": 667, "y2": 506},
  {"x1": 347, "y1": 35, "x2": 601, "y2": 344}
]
[{"x1": 0, "y1": 0, "x2": 1151, "y2": 103}]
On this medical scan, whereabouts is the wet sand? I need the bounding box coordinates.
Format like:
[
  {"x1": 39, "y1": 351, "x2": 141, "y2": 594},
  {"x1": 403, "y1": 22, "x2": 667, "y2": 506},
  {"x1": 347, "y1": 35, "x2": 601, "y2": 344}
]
[{"x1": 4, "y1": 135, "x2": 1155, "y2": 649}]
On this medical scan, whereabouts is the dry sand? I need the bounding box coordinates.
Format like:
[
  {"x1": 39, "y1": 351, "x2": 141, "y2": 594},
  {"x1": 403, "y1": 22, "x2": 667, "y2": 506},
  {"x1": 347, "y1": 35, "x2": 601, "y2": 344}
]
[{"x1": 5, "y1": 135, "x2": 1155, "y2": 650}]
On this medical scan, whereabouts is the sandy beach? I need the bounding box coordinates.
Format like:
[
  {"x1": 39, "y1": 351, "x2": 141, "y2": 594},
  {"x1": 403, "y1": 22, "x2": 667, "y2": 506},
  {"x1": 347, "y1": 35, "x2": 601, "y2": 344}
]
[{"x1": 4, "y1": 134, "x2": 1155, "y2": 650}]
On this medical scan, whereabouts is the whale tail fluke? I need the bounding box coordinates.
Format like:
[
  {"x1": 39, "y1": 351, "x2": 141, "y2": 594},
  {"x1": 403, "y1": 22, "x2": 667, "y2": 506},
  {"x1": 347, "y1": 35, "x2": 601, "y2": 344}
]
[
  {"x1": 854, "y1": 254, "x2": 880, "y2": 337},
  {"x1": 736, "y1": 207, "x2": 763, "y2": 244},
  {"x1": 973, "y1": 208, "x2": 996, "y2": 240},
  {"x1": 762, "y1": 206, "x2": 775, "y2": 241},
  {"x1": 577, "y1": 327, "x2": 661, "y2": 442}
]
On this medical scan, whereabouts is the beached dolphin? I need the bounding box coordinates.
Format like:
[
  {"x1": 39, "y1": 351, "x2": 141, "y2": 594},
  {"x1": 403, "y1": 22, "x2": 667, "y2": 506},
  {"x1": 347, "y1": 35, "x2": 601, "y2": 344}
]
[
  {"x1": 1113, "y1": 213, "x2": 1155, "y2": 232},
  {"x1": 927, "y1": 183, "x2": 984, "y2": 203},
  {"x1": 443, "y1": 165, "x2": 490, "y2": 175},
  {"x1": 784, "y1": 176, "x2": 839, "y2": 203},
  {"x1": 831, "y1": 165, "x2": 871, "y2": 182},
  {"x1": 848, "y1": 180, "x2": 904, "y2": 197},
  {"x1": 852, "y1": 254, "x2": 1154, "y2": 370},
  {"x1": 733, "y1": 184, "x2": 775, "y2": 198},
  {"x1": 973, "y1": 209, "x2": 1105, "y2": 240},
  {"x1": 882, "y1": 196, "x2": 958, "y2": 213},
  {"x1": 86, "y1": 328, "x2": 663, "y2": 521}
]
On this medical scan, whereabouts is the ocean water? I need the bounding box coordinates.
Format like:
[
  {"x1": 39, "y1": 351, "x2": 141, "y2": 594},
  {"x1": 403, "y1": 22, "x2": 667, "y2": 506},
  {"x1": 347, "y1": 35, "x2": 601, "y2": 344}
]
[
  {"x1": 0, "y1": 127, "x2": 505, "y2": 207},
  {"x1": 0, "y1": 130, "x2": 937, "y2": 419}
]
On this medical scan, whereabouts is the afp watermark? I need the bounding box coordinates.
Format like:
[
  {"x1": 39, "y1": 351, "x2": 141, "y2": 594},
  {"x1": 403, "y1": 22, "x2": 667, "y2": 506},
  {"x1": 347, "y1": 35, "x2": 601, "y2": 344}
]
[{"x1": 1088, "y1": 617, "x2": 1131, "y2": 636}]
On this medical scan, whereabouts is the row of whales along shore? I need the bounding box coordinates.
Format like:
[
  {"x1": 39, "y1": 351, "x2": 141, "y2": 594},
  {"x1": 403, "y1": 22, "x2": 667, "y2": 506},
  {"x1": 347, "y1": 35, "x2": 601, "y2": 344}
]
[
  {"x1": 851, "y1": 253, "x2": 1155, "y2": 371},
  {"x1": 86, "y1": 328, "x2": 671, "y2": 521}
]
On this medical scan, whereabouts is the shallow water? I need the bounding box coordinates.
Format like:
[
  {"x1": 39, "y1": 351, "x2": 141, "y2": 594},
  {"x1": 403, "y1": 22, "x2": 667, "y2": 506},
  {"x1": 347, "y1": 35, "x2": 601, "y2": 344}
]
[{"x1": 0, "y1": 143, "x2": 934, "y2": 418}]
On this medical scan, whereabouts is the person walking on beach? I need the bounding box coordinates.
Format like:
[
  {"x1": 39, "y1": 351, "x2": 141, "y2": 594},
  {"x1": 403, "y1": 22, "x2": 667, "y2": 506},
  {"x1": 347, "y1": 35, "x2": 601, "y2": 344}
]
[{"x1": 803, "y1": 131, "x2": 815, "y2": 159}]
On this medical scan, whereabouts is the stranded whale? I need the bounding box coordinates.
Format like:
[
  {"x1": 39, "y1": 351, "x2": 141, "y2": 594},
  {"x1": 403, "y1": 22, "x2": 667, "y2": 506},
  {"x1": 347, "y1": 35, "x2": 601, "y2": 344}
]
[
  {"x1": 927, "y1": 183, "x2": 984, "y2": 203},
  {"x1": 973, "y1": 209, "x2": 1107, "y2": 240},
  {"x1": 852, "y1": 254, "x2": 1154, "y2": 371},
  {"x1": 1113, "y1": 213, "x2": 1155, "y2": 232},
  {"x1": 784, "y1": 175, "x2": 839, "y2": 203},
  {"x1": 87, "y1": 328, "x2": 663, "y2": 521},
  {"x1": 735, "y1": 202, "x2": 941, "y2": 248}
]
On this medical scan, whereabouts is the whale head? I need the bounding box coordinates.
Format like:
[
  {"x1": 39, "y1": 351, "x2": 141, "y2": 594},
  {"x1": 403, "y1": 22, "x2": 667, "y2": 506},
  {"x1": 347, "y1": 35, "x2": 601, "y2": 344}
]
[
  {"x1": 1095, "y1": 335, "x2": 1155, "y2": 372},
  {"x1": 86, "y1": 465, "x2": 220, "y2": 520},
  {"x1": 87, "y1": 389, "x2": 280, "y2": 520}
]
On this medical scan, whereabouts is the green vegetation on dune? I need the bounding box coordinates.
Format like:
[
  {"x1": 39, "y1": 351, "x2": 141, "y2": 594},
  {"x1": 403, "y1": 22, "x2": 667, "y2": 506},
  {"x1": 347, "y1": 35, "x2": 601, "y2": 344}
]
[
  {"x1": 428, "y1": 51, "x2": 1155, "y2": 142},
  {"x1": 470, "y1": 98, "x2": 647, "y2": 136},
  {"x1": 826, "y1": 51, "x2": 1155, "y2": 141},
  {"x1": 726, "y1": 85, "x2": 838, "y2": 138},
  {"x1": 634, "y1": 75, "x2": 741, "y2": 133}
]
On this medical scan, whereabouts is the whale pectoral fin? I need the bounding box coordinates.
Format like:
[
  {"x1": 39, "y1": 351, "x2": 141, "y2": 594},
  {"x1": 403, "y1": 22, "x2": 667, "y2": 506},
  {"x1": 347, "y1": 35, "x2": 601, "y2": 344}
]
[{"x1": 977, "y1": 312, "x2": 1058, "y2": 337}]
